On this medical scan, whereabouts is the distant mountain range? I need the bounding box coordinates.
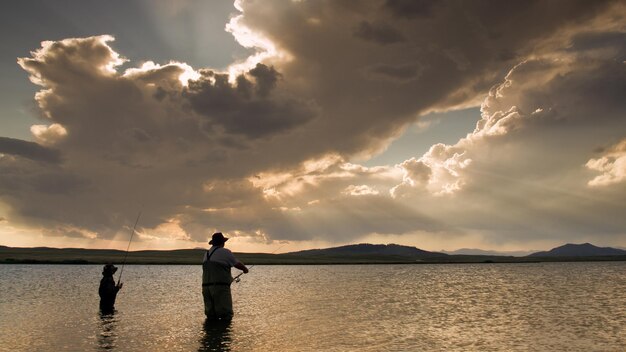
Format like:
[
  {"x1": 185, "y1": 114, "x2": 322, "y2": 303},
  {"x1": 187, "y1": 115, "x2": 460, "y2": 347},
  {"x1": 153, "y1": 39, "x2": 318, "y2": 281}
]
[
  {"x1": 1, "y1": 242, "x2": 625, "y2": 264},
  {"x1": 287, "y1": 242, "x2": 626, "y2": 258},
  {"x1": 528, "y1": 243, "x2": 626, "y2": 257},
  {"x1": 288, "y1": 243, "x2": 448, "y2": 258}
]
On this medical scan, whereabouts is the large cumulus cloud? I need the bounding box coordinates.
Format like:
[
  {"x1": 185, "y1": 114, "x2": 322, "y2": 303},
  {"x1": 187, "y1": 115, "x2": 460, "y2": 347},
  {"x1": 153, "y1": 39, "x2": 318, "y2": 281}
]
[
  {"x1": 392, "y1": 30, "x2": 626, "y2": 244},
  {"x1": 6, "y1": 34, "x2": 316, "y2": 241},
  {"x1": 1, "y1": 0, "x2": 624, "y2": 249}
]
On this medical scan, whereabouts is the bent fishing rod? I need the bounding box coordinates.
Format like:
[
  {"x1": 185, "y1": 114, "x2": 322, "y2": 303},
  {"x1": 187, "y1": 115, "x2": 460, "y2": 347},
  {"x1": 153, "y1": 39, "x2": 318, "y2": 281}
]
[
  {"x1": 232, "y1": 243, "x2": 286, "y2": 283},
  {"x1": 117, "y1": 211, "x2": 142, "y2": 286}
]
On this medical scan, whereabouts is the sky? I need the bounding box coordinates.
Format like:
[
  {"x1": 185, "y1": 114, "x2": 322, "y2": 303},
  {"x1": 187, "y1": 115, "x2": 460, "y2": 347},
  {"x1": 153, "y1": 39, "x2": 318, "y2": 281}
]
[{"x1": 0, "y1": 0, "x2": 624, "y2": 253}]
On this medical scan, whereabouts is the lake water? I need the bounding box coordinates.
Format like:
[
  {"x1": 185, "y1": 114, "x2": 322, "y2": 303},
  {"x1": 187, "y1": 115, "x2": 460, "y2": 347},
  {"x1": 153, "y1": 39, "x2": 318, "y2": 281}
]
[{"x1": 0, "y1": 262, "x2": 624, "y2": 351}]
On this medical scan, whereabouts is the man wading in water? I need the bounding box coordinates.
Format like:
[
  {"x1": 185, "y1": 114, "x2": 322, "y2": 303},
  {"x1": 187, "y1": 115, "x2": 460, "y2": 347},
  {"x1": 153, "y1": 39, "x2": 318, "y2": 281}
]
[{"x1": 203, "y1": 232, "x2": 248, "y2": 320}]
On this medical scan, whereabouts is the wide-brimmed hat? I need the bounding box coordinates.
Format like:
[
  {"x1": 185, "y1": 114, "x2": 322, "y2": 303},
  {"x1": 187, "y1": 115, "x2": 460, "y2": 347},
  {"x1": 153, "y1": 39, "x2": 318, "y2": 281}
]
[
  {"x1": 209, "y1": 232, "x2": 228, "y2": 245},
  {"x1": 103, "y1": 263, "x2": 118, "y2": 275}
]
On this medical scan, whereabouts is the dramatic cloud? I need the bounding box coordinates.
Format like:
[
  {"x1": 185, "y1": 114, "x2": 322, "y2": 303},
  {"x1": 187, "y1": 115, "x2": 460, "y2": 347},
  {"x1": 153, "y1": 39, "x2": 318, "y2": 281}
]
[
  {"x1": 0, "y1": 136, "x2": 61, "y2": 164},
  {"x1": 1, "y1": 0, "x2": 624, "y2": 250},
  {"x1": 353, "y1": 21, "x2": 406, "y2": 45},
  {"x1": 185, "y1": 64, "x2": 316, "y2": 139},
  {"x1": 392, "y1": 41, "x2": 626, "y2": 242}
]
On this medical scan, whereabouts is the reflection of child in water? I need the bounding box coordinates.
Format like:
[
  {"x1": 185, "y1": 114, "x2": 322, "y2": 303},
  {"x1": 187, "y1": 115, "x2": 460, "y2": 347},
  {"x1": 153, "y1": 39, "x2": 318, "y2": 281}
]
[{"x1": 99, "y1": 264, "x2": 123, "y2": 312}]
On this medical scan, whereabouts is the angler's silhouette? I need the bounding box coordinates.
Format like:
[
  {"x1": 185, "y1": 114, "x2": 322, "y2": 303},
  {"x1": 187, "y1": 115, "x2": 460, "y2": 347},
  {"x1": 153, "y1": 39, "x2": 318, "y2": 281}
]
[
  {"x1": 99, "y1": 264, "x2": 123, "y2": 313},
  {"x1": 202, "y1": 232, "x2": 248, "y2": 320}
]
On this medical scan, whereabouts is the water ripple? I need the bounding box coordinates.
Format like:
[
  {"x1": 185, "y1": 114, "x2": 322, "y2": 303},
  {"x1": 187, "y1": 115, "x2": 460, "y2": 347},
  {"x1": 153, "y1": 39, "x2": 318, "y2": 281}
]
[{"x1": 0, "y1": 262, "x2": 624, "y2": 351}]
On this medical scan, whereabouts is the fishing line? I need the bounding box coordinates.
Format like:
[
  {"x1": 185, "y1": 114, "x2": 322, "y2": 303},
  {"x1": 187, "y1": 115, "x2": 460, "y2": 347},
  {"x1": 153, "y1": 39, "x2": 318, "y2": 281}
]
[
  {"x1": 232, "y1": 243, "x2": 287, "y2": 283},
  {"x1": 117, "y1": 211, "x2": 142, "y2": 286}
]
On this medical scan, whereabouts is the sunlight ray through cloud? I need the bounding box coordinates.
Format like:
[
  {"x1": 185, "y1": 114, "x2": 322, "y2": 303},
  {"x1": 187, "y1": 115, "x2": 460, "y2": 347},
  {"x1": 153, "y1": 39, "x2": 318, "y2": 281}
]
[{"x1": 0, "y1": 0, "x2": 625, "y2": 251}]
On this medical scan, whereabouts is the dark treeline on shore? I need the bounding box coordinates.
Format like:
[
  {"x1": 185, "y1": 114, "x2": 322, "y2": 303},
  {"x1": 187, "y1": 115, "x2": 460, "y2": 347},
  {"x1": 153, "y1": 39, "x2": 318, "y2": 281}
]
[{"x1": 1, "y1": 244, "x2": 625, "y2": 265}]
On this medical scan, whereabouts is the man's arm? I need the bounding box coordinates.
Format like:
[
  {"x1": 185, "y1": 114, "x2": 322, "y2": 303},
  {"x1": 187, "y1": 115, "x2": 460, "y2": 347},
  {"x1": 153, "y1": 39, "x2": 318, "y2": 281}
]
[{"x1": 234, "y1": 261, "x2": 249, "y2": 273}]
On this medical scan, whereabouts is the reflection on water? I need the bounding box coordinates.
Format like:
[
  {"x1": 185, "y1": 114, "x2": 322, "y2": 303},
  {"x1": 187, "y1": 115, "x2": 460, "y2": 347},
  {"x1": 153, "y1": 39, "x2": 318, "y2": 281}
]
[
  {"x1": 0, "y1": 263, "x2": 624, "y2": 351},
  {"x1": 98, "y1": 311, "x2": 117, "y2": 351},
  {"x1": 198, "y1": 319, "x2": 232, "y2": 352}
]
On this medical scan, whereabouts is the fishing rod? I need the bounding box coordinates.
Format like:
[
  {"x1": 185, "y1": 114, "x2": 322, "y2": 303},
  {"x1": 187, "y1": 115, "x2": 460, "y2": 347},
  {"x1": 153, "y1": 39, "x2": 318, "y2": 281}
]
[
  {"x1": 232, "y1": 243, "x2": 286, "y2": 283},
  {"x1": 117, "y1": 211, "x2": 142, "y2": 286}
]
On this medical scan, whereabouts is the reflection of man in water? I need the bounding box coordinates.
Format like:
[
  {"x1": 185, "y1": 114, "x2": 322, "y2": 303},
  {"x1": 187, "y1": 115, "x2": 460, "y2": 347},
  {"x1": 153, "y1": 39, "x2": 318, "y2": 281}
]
[
  {"x1": 198, "y1": 319, "x2": 232, "y2": 352},
  {"x1": 99, "y1": 264, "x2": 123, "y2": 313},
  {"x1": 98, "y1": 311, "x2": 118, "y2": 350},
  {"x1": 202, "y1": 232, "x2": 248, "y2": 320}
]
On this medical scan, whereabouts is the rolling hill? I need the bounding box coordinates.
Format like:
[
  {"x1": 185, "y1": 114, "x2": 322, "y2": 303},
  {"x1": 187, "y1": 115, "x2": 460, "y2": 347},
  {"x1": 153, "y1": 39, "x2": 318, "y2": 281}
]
[
  {"x1": 288, "y1": 243, "x2": 447, "y2": 258},
  {"x1": 528, "y1": 243, "x2": 626, "y2": 257},
  {"x1": 1, "y1": 242, "x2": 625, "y2": 264}
]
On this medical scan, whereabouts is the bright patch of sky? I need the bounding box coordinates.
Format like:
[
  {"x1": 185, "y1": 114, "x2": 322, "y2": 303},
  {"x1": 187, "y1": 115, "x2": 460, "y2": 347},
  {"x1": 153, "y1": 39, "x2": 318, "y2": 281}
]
[{"x1": 363, "y1": 108, "x2": 480, "y2": 167}]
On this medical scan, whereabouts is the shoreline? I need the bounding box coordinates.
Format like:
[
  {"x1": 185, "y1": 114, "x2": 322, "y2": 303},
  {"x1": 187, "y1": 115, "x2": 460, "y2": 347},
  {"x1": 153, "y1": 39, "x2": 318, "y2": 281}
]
[
  {"x1": 2, "y1": 257, "x2": 625, "y2": 265},
  {"x1": 2, "y1": 246, "x2": 625, "y2": 265}
]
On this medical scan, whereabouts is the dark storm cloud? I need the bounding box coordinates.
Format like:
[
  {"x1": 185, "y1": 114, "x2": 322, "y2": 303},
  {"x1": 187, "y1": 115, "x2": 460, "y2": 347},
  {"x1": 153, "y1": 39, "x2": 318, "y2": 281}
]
[
  {"x1": 365, "y1": 63, "x2": 421, "y2": 82},
  {"x1": 0, "y1": 137, "x2": 61, "y2": 163},
  {"x1": 185, "y1": 64, "x2": 315, "y2": 139},
  {"x1": 248, "y1": 63, "x2": 279, "y2": 97},
  {"x1": 566, "y1": 31, "x2": 626, "y2": 60},
  {"x1": 0, "y1": 157, "x2": 88, "y2": 229},
  {"x1": 384, "y1": 0, "x2": 437, "y2": 19},
  {"x1": 232, "y1": 0, "x2": 617, "y2": 164},
  {"x1": 353, "y1": 21, "x2": 406, "y2": 45}
]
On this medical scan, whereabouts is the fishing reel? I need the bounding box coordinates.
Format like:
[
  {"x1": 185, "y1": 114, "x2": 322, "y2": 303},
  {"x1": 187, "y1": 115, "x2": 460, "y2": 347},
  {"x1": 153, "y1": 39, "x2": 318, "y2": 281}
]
[{"x1": 234, "y1": 276, "x2": 241, "y2": 283}]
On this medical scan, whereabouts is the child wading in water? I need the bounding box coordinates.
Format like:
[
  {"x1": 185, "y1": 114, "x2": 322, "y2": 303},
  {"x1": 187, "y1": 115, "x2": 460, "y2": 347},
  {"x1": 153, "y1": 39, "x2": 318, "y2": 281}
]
[{"x1": 99, "y1": 264, "x2": 123, "y2": 313}]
